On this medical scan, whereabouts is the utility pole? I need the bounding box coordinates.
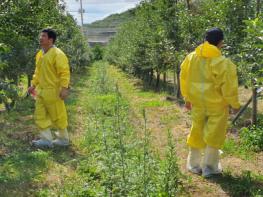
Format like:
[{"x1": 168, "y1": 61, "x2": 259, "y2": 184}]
[
  {"x1": 80, "y1": 0, "x2": 84, "y2": 33},
  {"x1": 76, "y1": 0, "x2": 84, "y2": 33}
]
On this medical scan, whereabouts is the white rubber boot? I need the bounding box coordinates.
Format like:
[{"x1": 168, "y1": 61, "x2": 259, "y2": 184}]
[
  {"x1": 32, "y1": 129, "x2": 53, "y2": 148},
  {"x1": 53, "y1": 128, "x2": 70, "y2": 147},
  {"x1": 187, "y1": 147, "x2": 202, "y2": 174},
  {"x1": 202, "y1": 146, "x2": 222, "y2": 178}
]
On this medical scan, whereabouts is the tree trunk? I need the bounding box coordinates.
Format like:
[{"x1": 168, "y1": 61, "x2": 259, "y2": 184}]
[
  {"x1": 257, "y1": 0, "x2": 261, "y2": 16},
  {"x1": 163, "y1": 72, "x2": 166, "y2": 84},
  {"x1": 186, "y1": 0, "x2": 190, "y2": 10},
  {"x1": 149, "y1": 69, "x2": 153, "y2": 85},
  {"x1": 252, "y1": 87, "x2": 257, "y2": 125},
  {"x1": 156, "y1": 72, "x2": 160, "y2": 90},
  {"x1": 163, "y1": 72, "x2": 167, "y2": 89},
  {"x1": 173, "y1": 65, "x2": 176, "y2": 96}
]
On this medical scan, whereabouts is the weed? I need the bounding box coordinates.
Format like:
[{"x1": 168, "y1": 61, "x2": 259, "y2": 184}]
[
  {"x1": 240, "y1": 125, "x2": 263, "y2": 152},
  {"x1": 223, "y1": 137, "x2": 255, "y2": 160}
]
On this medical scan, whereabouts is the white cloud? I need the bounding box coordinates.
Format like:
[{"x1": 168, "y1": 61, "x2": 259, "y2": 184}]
[{"x1": 63, "y1": 0, "x2": 141, "y2": 24}]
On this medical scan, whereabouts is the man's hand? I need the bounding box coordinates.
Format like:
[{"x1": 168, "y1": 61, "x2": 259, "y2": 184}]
[
  {"x1": 185, "y1": 101, "x2": 192, "y2": 111},
  {"x1": 60, "y1": 87, "x2": 69, "y2": 100},
  {"x1": 27, "y1": 86, "x2": 35, "y2": 94}
]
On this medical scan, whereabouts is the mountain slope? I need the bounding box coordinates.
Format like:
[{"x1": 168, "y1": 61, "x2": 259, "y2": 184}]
[{"x1": 84, "y1": 8, "x2": 135, "y2": 29}]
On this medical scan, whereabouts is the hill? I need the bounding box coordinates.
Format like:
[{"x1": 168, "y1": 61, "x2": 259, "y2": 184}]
[
  {"x1": 84, "y1": 8, "x2": 136, "y2": 45},
  {"x1": 84, "y1": 8, "x2": 135, "y2": 29}
]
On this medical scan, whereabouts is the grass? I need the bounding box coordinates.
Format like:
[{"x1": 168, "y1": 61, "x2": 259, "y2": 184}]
[
  {"x1": 0, "y1": 68, "x2": 90, "y2": 196},
  {"x1": 223, "y1": 137, "x2": 256, "y2": 160},
  {"x1": 137, "y1": 91, "x2": 160, "y2": 98},
  {"x1": 141, "y1": 100, "x2": 172, "y2": 109},
  {"x1": 160, "y1": 108, "x2": 180, "y2": 125},
  {"x1": 34, "y1": 61, "x2": 184, "y2": 196},
  {"x1": 210, "y1": 170, "x2": 263, "y2": 197}
]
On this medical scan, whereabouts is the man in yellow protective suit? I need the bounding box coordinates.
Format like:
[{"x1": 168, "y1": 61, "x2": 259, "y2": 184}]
[
  {"x1": 28, "y1": 28, "x2": 70, "y2": 148},
  {"x1": 180, "y1": 28, "x2": 240, "y2": 178}
]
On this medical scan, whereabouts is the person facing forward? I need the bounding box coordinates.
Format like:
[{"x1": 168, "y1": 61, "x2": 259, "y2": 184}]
[
  {"x1": 180, "y1": 28, "x2": 240, "y2": 178},
  {"x1": 28, "y1": 28, "x2": 70, "y2": 148}
]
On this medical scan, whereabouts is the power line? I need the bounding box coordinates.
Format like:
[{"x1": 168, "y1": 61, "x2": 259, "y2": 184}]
[{"x1": 67, "y1": 10, "x2": 87, "y2": 13}]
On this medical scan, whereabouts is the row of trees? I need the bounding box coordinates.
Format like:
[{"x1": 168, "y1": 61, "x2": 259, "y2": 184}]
[
  {"x1": 105, "y1": 0, "x2": 262, "y2": 96},
  {"x1": 0, "y1": 0, "x2": 92, "y2": 109},
  {"x1": 105, "y1": 0, "x2": 262, "y2": 124}
]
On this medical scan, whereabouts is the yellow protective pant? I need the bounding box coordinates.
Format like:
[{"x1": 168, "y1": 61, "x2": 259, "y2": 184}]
[
  {"x1": 187, "y1": 106, "x2": 229, "y2": 149},
  {"x1": 34, "y1": 88, "x2": 68, "y2": 130}
]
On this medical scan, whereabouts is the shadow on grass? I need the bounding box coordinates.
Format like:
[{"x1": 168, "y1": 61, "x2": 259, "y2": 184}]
[
  {"x1": 0, "y1": 146, "x2": 82, "y2": 196},
  {"x1": 131, "y1": 75, "x2": 185, "y2": 108},
  {"x1": 141, "y1": 75, "x2": 177, "y2": 94},
  {"x1": 208, "y1": 171, "x2": 263, "y2": 197},
  {"x1": 0, "y1": 150, "x2": 49, "y2": 196},
  {"x1": 50, "y1": 145, "x2": 82, "y2": 166}
]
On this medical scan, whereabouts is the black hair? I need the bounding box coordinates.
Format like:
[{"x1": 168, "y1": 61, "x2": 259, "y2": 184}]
[
  {"x1": 205, "y1": 28, "x2": 224, "y2": 46},
  {"x1": 41, "y1": 28, "x2": 57, "y2": 43}
]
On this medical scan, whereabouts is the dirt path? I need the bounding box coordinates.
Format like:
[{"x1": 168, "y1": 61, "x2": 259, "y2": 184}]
[{"x1": 109, "y1": 66, "x2": 263, "y2": 197}]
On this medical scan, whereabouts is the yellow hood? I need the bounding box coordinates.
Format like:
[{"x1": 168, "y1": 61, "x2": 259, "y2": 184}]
[{"x1": 195, "y1": 41, "x2": 221, "y2": 58}]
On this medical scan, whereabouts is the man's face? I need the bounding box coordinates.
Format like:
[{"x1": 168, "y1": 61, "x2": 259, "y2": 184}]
[{"x1": 39, "y1": 32, "x2": 52, "y2": 47}]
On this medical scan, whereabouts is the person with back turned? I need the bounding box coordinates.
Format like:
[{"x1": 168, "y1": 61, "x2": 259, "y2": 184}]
[{"x1": 180, "y1": 28, "x2": 240, "y2": 178}]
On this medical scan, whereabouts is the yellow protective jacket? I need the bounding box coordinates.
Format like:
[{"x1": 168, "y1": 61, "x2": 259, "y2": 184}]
[
  {"x1": 31, "y1": 47, "x2": 70, "y2": 130},
  {"x1": 180, "y1": 41, "x2": 240, "y2": 109},
  {"x1": 31, "y1": 47, "x2": 70, "y2": 89}
]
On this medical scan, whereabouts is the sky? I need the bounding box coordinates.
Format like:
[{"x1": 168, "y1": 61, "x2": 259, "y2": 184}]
[{"x1": 62, "y1": 0, "x2": 141, "y2": 24}]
